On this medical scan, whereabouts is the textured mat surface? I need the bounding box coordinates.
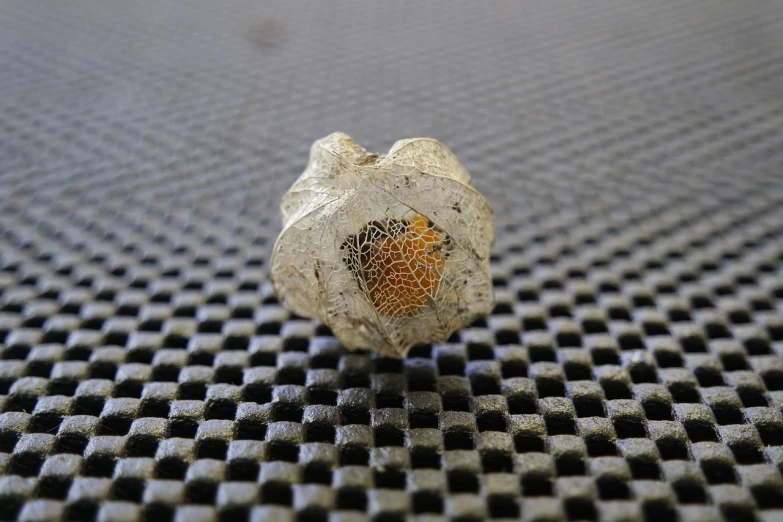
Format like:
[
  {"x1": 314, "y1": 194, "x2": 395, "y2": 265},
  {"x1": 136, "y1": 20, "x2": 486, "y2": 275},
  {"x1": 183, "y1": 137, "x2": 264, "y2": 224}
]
[{"x1": 2, "y1": 1, "x2": 783, "y2": 521}]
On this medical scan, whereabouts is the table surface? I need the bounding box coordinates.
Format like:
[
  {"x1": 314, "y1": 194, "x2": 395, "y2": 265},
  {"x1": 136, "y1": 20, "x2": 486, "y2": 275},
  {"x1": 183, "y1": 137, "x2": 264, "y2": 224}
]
[{"x1": 1, "y1": 1, "x2": 783, "y2": 521}]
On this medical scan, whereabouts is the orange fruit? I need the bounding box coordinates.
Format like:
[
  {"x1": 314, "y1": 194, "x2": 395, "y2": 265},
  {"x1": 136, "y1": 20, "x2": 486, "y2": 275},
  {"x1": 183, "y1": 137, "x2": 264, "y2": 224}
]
[{"x1": 342, "y1": 215, "x2": 448, "y2": 317}]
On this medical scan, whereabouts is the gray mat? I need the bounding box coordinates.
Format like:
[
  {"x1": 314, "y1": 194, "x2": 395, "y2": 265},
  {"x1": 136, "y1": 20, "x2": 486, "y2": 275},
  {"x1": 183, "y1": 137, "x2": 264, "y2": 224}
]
[{"x1": 1, "y1": 1, "x2": 783, "y2": 521}]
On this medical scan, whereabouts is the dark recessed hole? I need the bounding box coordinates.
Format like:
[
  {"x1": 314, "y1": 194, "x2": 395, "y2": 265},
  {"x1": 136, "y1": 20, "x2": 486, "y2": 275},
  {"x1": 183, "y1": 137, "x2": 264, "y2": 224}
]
[
  {"x1": 752, "y1": 486, "x2": 783, "y2": 508},
  {"x1": 587, "y1": 440, "x2": 617, "y2": 456},
  {"x1": 48, "y1": 378, "x2": 77, "y2": 396},
  {"x1": 375, "y1": 468, "x2": 405, "y2": 489},
  {"x1": 268, "y1": 441, "x2": 299, "y2": 462},
  {"x1": 243, "y1": 383, "x2": 272, "y2": 404},
  {"x1": 448, "y1": 470, "x2": 479, "y2": 493},
  {"x1": 84, "y1": 456, "x2": 116, "y2": 477},
  {"x1": 54, "y1": 434, "x2": 87, "y2": 455},
  {"x1": 674, "y1": 483, "x2": 706, "y2": 504},
  {"x1": 481, "y1": 451, "x2": 513, "y2": 473},
  {"x1": 336, "y1": 488, "x2": 366, "y2": 511},
  {"x1": 680, "y1": 335, "x2": 707, "y2": 353},
  {"x1": 657, "y1": 441, "x2": 688, "y2": 460},
  {"x1": 565, "y1": 499, "x2": 596, "y2": 521},
  {"x1": 619, "y1": 333, "x2": 644, "y2": 350},
  {"x1": 308, "y1": 388, "x2": 337, "y2": 406},
  {"x1": 5, "y1": 394, "x2": 38, "y2": 413},
  {"x1": 297, "y1": 508, "x2": 327, "y2": 522},
  {"x1": 236, "y1": 419, "x2": 267, "y2": 440},
  {"x1": 758, "y1": 425, "x2": 783, "y2": 446},
  {"x1": 643, "y1": 501, "x2": 676, "y2": 521},
  {"x1": 156, "y1": 458, "x2": 188, "y2": 480},
  {"x1": 685, "y1": 423, "x2": 718, "y2": 442},
  {"x1": 306, "y1": 423, "x2": 335, "y2": 443},
  {"x1": 574, "y1": 397, "x2": 605, "y2": 418},
  {"x1": 178, "y1": 382, "x2": 207, "y2": 401},
  {"x1": 3, "y1": 344, "x2": 30, "y2": 360},
  {"x1": 250, "y1": 352, "x2": 277, "y2": 367},
  {"x1": 669, "y1": 385, "x2": 700, "y2": 403},
  {"x1": 411, "y1": 448, "x2": 441, "y2": 469},
  {"x1": 592, "y1": 349, "x2": 620, "y2": 366},
  {"x1": 529, "y1": 345, "x2": 556, "y2": 362},
  {"x1": 37, "y1": 476, "x2": 71, "y2": 499},
  {"x1": 507, "y1": 395, "x2": 537, "y2": 415},
  {"x1": 215, "y1": 366, "x2": 243, "y2": 385},
  {"x1": 731, "y1": 445, "x2": 764, "y2": 464},
  {"x1": 701, "y1": 461, "x2": 736, "y2": 484},
  {"x1": 523, "y1": 316, "x2": 547, "y2": 331},
  {"x1": 488, "y1": 495, "x2": 519, "y2": 518},
  {"x1": 65, "y1": 501, "x2": 97, "y2": 522},
  {"x1": 186, "y1": 481, "x2": 217, "y2": 504},
  {"x1": 276, "y1": 367, "x2": 306, "y2": 386},
  {"x1": 197, "y1": 439, "x2": 228, "y2": 460},
  {"x1": 614, "y1": 420, "x2": 646, "y2": 439},
  {"x1": 557, "y1": 332, "x2": 582, "y2": 347},
  {"x1": 114, "y1": 380, "x2": 143, "y2": 398},
  {"x1": 375, "y1": 392, "x2": 403, "y2": 409},
  {"x1": 205, "y1": 399, "x2": 237, "y2": 420},
  {"x1": 437, "y1": 356, "x2": 465, "y2": 376},
  {"x1": 564, "y1": 362, "x2": 591, "y2": 381},
  {"x1": 444, "y1": 430, "x2": 474, "y2": 450},
  {"x1": 169, "y1": 418, "x2": 198, "y2": 438},
  {"x1": 29, "y1": 414, "x2": 63, "y2": 434},
  {"x1": 597, "y1": 478, "x2": 630, "y2": 499},
  {"x1": 522, "y1": 475, "x2": 552, "y2": 496},
  {"x1": 629, "y1": 459, "x2": 660, "y2": 480},
  {"x1": 163, "y1": 335, "x2": 187, "y2": 348},
  {"x1": 409, "y1": 411, "x2": 438, "y2": 429},
  {"x1": 655, "y1": 350, "x2": 683, "y2": 368},
  {"x1": 284, "y1": 337, "x2": 309, "y2": 352},
  {"x1": 468, "y1": 343, "x2": 494, "y2": 360},
  {"x1": 501, "y1": 360, "x2": 527, "y2": 379},
  {"x1": 112, "y1": 477, "x2": 144, "y2": 502},
  {"x1": 104, "y1": 332, "x2": 128, "y2": 346},
  {"x1": 340, "y1": 445, "x2": 369, "y2": 466},
  {"x1": 340, "y1": 370, "x2": 370, "y2": 389},
  {"x1": 98, "y1": 416, "x2": 132, "y2": 436},
  {"x1": 738, "y1": 389, "x2": 768, "y2": 407},
  {"x1": 495, "y1": 330, "x2": 519, "y2": 345},
  {"x1": 629, "y1": 365, "x2": 657, "y2": 383},
  {"x1": 228, "y1": 460, "x2": 260, "y2": 481},
  {"x1": 220, "y1": 507, "x2": 249, "y2": 522},
  {"x1": 10, "y1": 453, "x2": 44, "y2": 477},
  {"x1": 556, "y1": 457, "x2": 585, "y2": 476},
  {"x1": 126, "y1": 436, "x2": 159, "y2": 457},
  {"x1": 256, "y1": 322, "x2": 281, "y2": 335},
  {"x1": 515, "y1": 435, "x2": 545, "y2": 453},
  {"x1": 477, "y1": 412, "x2": 506, "y2": 432},
  {"x1": 41, "y1": 330, "x2": 69, "y2": 344},
  {"x1": 705, "y1": 323, "x2": 731, "y2": 339},
  {"x1": 341, "y1": 407, "x2": 370, "y2": 426},
  {"x1": 643, "y1": 401, "x2": 672, "y2": 421},
  {"x1": 442, "y1": 394, "x2": 471, "y2": 412},
  {"x1": 223, "y1": 336, "x2": 249, "y2": 351},
  {"x1": 375, "y1": 426, "x2": 404, "y2": 447},
  {"x1": 545, "y1": 417, "x2": 576, "y2": 435},
  {"x1": 375, "y1": 357, "x2": 403, "y2": 373},
  {"x1": 413, "y1": 491, "x2": 443, "y2": 514},
  {"x1": 643, "y1": 322, "x2": 669, "y2": 336},
  {"x1": 471, "y1": 375, "x2": 501, "y2": 396},
  {"x1": 602, "y1": 381, "x2": 631, "y2": 400},
  {"x1": 309, "y1": 353, "x2": 339, "y2": 369},
  {"x1": 713, "y1": 407, "x2": 743, "y2": 426},
  {"x1": 302, "y1": 462, "x2": 332, "y2": 485},
  {"x1": 608, "y1": 307, "x2": 631, "y2": 321},
  {"x1": 143, "y1": 504, "x2": 173, "y2": 522},
  {"x1": 536, "y1": 378, "x2": 565, "y2": 398},
  {"x1": 173, "y1": 306, "x2": 195, "y2": 317},
  {"x1": 139, "y1": 399, "x2": 170, "y2": 419},
  {"x1": 695, "y1": 368, "x2": 724, "y2": 387},
  {"x1": 152, "y1": 366, "x2": 180, "y2": 382}
]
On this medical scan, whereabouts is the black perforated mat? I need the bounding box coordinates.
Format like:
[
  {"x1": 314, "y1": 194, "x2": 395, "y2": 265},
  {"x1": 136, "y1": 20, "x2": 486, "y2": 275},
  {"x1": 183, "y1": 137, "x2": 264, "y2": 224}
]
[{"x1": 2, "y1": 1, "x2": 783, "y2": 521}]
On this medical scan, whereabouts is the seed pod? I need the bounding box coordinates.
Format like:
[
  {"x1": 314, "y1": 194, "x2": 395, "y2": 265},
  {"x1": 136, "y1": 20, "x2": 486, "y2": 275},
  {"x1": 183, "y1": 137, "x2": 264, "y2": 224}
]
[{"x1": 271, "y1": 132, "x2": 495, "y2": 357}]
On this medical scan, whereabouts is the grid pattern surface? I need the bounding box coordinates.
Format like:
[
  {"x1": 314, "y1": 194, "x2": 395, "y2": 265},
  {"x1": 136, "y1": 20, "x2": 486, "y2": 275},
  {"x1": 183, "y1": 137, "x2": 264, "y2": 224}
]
[{"x1": 1, "y1": 1, "x2": 783, "y2": 521}]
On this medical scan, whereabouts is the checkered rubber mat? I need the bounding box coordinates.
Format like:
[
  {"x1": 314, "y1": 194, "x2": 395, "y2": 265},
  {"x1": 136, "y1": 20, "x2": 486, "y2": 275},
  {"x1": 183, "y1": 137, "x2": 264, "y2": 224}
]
[{"x1": 2, "y1": 1, "x2": 783, "y2": 521}]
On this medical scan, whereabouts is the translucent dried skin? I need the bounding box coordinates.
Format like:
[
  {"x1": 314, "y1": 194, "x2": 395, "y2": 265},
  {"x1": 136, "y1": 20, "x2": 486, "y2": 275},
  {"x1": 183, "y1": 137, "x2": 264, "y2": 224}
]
[{"x1": 271, "y1": 132, "x2": 495, "y2": 357}]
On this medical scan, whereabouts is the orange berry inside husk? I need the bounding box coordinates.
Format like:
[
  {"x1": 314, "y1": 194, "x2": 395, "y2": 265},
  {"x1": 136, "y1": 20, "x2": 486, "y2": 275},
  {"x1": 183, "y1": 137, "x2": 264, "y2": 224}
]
[{"x1": 345, "y1": 216, "x2": 448, "y2": 317}]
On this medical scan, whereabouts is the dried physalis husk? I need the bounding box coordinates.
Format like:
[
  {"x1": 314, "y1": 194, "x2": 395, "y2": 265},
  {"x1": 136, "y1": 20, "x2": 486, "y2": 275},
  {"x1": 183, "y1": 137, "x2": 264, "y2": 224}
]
[{"x1": 270, "y1": 132, "x2": 495, "y2": 357}]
